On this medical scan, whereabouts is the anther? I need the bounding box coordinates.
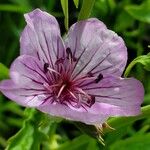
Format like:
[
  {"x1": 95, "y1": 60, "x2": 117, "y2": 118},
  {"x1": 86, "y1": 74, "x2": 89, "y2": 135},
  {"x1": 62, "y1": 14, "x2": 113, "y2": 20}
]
[
  {"x1": 66, "y1": 47, "x2": 73, "y2": 59},
  {"x1": 87, "y1": 96, "x2": 95, "y2": 107},
  {"x1": 44, "y1": 63, "x2": 49, "y2": 73},
  {"x1": 87, "y1": 72, "x2": 94, "y2": 77},
  {"x1": 66, "y1": 47, "x2": 77, "y2": 62},
  {"x1": 55, "y1": 58, "x2": 64, "y2": 65},
  {"x1": 95, "y1": 73, "x2": 103, "y2": 83}
]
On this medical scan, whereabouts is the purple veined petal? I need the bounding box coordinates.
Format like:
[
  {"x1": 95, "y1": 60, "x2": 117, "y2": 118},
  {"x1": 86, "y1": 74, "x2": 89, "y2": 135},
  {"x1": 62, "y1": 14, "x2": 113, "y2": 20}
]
[
  {"x1": 20, "y1": 8, "x2": 66, "y2": 67},
  {"x1": 80, "y1": 76, "x2": 144, "y2": 116},
  {"x1": 38, "y1": 100, "x2": 109, "y2": 125},
  {"x1": 0, "y1": 80, "x2": 51, "y2": 107},
  {"x1": 9, "y1": 55, "x2": 48, "y2": 88},
  {"x1": 65, "y1": 18, "x2": 127, "y2": 79}
]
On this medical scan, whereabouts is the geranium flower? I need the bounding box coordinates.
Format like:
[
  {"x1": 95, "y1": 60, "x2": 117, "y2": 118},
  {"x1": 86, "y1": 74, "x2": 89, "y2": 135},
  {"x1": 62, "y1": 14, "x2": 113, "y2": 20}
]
[{"x1": 0, "y1": 9, "x2": 144, "y2": 125}]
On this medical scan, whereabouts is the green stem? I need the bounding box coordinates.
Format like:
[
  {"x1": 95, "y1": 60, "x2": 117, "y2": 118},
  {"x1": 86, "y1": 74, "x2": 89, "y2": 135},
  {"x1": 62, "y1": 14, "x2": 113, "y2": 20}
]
[
  {"x1": 0, "y1": 136, "x2": 7, "y2": 148},
  {"x1": 78, "y1": 0, "x2": 95, "y2": 21},
  {"x1": 124, "y1": 60, "x2": 136, "y2": 77},
  {"x1": 0, "y1": 5, "x2": 28, "y2": 13}
]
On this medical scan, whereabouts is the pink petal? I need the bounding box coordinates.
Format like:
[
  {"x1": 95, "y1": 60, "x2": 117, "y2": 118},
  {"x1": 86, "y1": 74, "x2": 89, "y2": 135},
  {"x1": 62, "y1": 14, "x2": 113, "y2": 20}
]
[
  {"x1": 0, "y1": 80, "x2": 50, "y2": 107},
  {"x1": 10, "y1": 55, "x2": 47, "y2": 88},
  {"x1": 81, "y1": 76, "x2": 144, "y2": 116},
  {"x1": 38, "y1": 101, "x2": 108, "y2": 125},
  {"x1": 0, "y1": 55, "x2": 53, "y2": 107},
  {"x1": 20, "y1": 9, "x2": 66, "y2": 66},
  {"x1": 65, "y1": 18, "x2": 127, "y2": 78}
]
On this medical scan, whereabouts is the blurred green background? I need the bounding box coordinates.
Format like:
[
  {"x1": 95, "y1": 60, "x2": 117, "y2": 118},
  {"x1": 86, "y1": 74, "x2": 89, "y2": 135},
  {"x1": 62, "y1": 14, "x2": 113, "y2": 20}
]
[{"x1": 0, "y1": 0, "x2": 150, "y2": 149}]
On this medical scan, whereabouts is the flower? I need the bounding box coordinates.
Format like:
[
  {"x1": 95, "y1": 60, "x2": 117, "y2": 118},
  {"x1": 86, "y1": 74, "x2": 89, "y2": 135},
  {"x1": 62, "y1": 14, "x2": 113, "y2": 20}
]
[{"x1": 0, "y1": 9, "x2": 144, "y2": 125}]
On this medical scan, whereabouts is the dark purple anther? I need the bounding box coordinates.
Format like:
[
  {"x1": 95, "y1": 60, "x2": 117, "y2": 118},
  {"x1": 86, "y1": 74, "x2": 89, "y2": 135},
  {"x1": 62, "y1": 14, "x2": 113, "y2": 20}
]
[
  {"x1": 44, "y1": 63, "x2": 49, "y2": 73},
  {"x1": 95, "y1": 73, "x2": 103, "y2": 83},
  {"x1": 55, "y1": 58, "x2": 64, "y2": 65},
  {"x1": 66, "y1": 47, "x2": 73, "y2": 59},
  {"x1": 87, "y1": 96, "x2": 95, "y2": 107}
]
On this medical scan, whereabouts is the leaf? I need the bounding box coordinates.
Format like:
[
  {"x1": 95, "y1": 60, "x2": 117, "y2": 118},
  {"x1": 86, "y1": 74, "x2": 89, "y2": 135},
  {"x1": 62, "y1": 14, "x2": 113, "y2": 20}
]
[
  {"x1": 10, "y1": 0, "x2": 30, "y2": 7},
  {"x1": 78, "y1": 0, "x2": 95, "y2": 20},
  {"x1": 6, "y1": 109, "x2": 47, "y2": 150},
  {"x1": 125, "y1": 0, "x2": 150, "y2": 23},
  {"x1": 0, "y1": 63, "x2": 9, "y2": 80},
  {"x1": 56, "y1": 135, "x2": 95, "y2": 150},
  {"x1": 93, "y1": 0, "x2": 109, "y2": 17},
  {"x1": 104, "y1": 105, "x2": 150, "y2": 133},
  {"x1": 6, "y1": 109, "x2": 62, "y2": 150},
  {"x1": 110, "y1": 134, "x2": 150, "y2": 150},
  {"x1": 0, "y1": 4, "x2": 29, "y2": 13},
  {"x1": 73, "y1": 0, "x2": 79, "y2": 8},
  {"x1": 60, "y1": 0, "x2": 69, "y2": 31},
  {"x1": 114, "y1": 11, "x2": 134, "y2": 32},
  {"x1": 124, "y1": 53, "x2": 150, "y2": 77}
]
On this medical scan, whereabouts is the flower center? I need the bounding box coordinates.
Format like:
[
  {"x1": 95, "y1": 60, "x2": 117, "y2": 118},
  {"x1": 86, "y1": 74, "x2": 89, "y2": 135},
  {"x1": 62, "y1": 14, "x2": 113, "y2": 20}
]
[{"x1": 43, "y1": 48, "x2": 103, "y2": 109}]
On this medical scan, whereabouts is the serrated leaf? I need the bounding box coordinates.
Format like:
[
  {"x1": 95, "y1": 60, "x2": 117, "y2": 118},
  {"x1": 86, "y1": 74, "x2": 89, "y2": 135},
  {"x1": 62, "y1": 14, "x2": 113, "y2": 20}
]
[
  {"x1": 125, "y1": 0, "x2": 150, "y2": 23},
  {"x1": 78, "y1": 0, "x2": 95, "y2": 20},
  {"x1": 73, "y1": 0, "x2": 79, "y2": 8},
  {"x1": 124, "y1": 53, "x2": 150, "y2": 77},
  {"x1": 60, "y1": 0, "x2": 69, "y2": 31},
  {"x1": 0, "y1": 63, "x2": 9, "y2": 80}
]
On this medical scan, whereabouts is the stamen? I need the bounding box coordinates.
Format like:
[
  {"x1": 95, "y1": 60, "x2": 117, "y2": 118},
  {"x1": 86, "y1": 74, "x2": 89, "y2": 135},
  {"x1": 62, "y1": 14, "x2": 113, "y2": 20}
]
[
  {"x1": 66, "y1": 47, "x2": 73, "y2": 59},
  {"x1": 66, "y1": 47, "x2": 77, "y2": 62},
  {"x1": 43, "y1": 83, "x2": 51, "y2": 91},
  {"x1": 44, "y1": 63, "x2": 49, "y2": 73},
  {"x1": 47, "y1": 67, "x2": 61, "y2": 76},
  {"x1": 57, "y1": 84, "x2": 66, "y2": 98},
  {"x1": 43, "y1": 83, "x2": 59, "y2": 90},
  {"x1": 87, "y1": 72, "x2": 94, "y2": 77},
  {"x1": 95, "y1": 73, "x2": 103, "y2": 83},
  {"x1": 87, "y1": 96, "x2": 95, "y2": 107},
  {"x1": 75, "y1": 88, "x2": 91, "y2": 99},
  {"x1": 67, "y1": 89, "x2": 77, "y2": 99},
  {"x1": 55, "y1": 58, "x2": 64, "y2": 65},
  {"x1": 73, "y1": 76, "x2": 96, "y2": 83}
]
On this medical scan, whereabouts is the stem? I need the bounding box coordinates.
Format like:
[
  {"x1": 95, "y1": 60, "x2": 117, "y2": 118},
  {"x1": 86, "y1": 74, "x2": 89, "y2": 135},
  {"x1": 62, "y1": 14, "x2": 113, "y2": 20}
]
[{"x1": 78, "y1": 0, "x2": 95, "y2": 21}]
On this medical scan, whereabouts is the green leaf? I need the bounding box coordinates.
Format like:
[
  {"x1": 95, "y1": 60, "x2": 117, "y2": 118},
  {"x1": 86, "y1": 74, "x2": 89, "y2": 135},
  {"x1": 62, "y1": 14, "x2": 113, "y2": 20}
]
[
  {"x1": 104, "y1": 105, "x2": 150, "y2": 133},
  {"x1": 93, "y1": 0, "x2": 109, "y2": 17},
  {"x1": 125, "y1": 0, "x2": 150, "y2": 23},
  {"x1": 6, "y1": 109, "x2": 62, "y2": 150},
  {"x1": 114, "y1": 11, "x2": 134, "y2": 32},
  {"x1": 0, "y1": 63, "x2": 9, "y2": 80},
  {"x1": 0, "y1": 4, "x2": 29, "y2": 13},
  {"x1": 73, "y1": 0, "x2": 79, "y2": 8},
  {"x1": 56, "y1": 135, "x2": 95, "y2": 150},
  {"x1": 124, "y1": 53, "x2": 150, "y2": 77},
  {"x1": 6, "y1": 109, "x2": 47, "y2": 150},
  {"x1": 110, "y1": 134, "x2": 150, "y2": 150},
  {"x1": 60, "y1": 0, "x2": 69, "y2": 31},
  {"x1": 78, "y1": 0, "x2": 95, "y2": 20}
]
